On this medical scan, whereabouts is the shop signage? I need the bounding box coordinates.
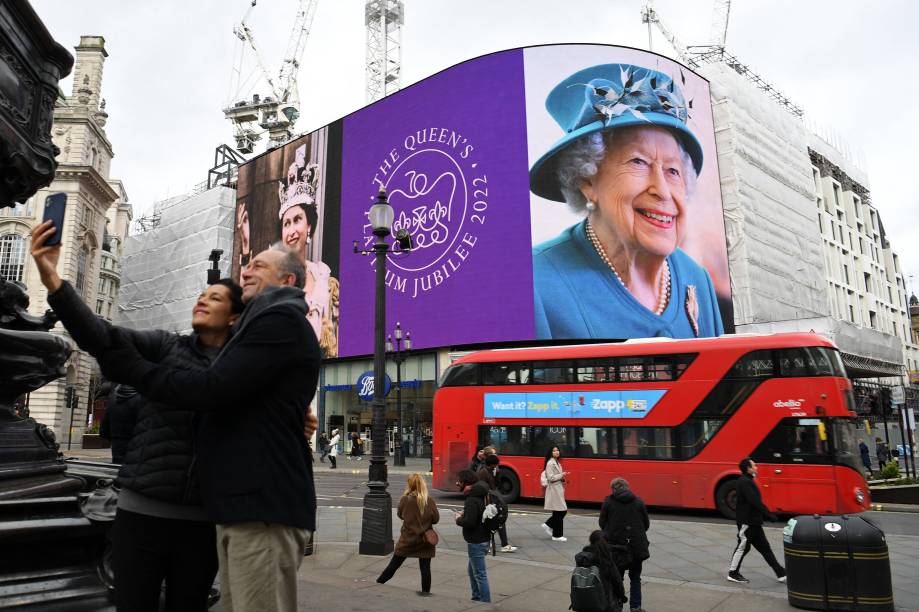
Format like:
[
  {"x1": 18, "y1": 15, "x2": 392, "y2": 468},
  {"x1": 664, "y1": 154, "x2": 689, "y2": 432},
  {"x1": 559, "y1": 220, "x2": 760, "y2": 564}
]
[{"x1": 356, "y1": 370, "x2": 392, "y2": 401}]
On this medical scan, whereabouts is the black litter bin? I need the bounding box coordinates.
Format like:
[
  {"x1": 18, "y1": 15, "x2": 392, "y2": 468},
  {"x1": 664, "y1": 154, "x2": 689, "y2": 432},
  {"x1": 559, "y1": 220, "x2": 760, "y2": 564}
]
[{"x1": 783, "y1": 514, "x2": 893, "y2": 611}]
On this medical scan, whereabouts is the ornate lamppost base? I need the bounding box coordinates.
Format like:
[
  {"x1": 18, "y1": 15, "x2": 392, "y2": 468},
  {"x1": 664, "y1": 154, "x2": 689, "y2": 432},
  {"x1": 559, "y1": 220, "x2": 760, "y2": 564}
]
[{"x1": 358, "y1": 484, "x2": 393, "y2": 556}]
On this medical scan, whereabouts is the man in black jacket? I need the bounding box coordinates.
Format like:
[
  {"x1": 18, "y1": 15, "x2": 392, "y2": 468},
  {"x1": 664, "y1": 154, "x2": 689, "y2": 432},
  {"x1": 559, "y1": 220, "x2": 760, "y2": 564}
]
[
  {"x1": 599, "y1": 478, "x2": 650, "y2": 612},
  {"x1": 727, "y1": 458, "x2": 786, "y2": 584},
  {"x1": 99, "y1": 245, "x2": 320, "y2": 612},
  {"x1": 455, "y1": 469, "x2": 492, "y2": 603}
]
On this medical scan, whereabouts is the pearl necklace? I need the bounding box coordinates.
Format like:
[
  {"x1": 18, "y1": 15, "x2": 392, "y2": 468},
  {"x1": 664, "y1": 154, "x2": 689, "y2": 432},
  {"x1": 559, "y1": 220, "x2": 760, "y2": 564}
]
[{"x1": 585, "y1": 219, "x2": 671, "y2": 316}]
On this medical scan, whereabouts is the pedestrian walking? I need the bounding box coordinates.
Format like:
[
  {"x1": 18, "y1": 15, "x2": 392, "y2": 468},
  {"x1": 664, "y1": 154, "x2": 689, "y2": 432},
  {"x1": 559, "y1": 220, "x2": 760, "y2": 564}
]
[
  {"x1": 727, "y1": 458, "x2": 786, "y2": 585},
  {"x1": 541, "y1": 446, "x2": 569, "y2": 541},
  {"x1": 98, "y1": 244, "x2": 321, "y2": 612},
  {"x1": 477, "y1": 455, "x2": 517, "y2": 552},
  {"x1": 349, "y1": 432, "x2": 363, "y2": 461},
  {"x1": 455, "y1": 469, "x2": 491, "y2": 603},
  {"x1": 859, "y1": 440, "x2": 872, "y2": 473},
  {"x1": 469, "y1": 448, "x2": 486, "y2": 472},
  {"x1": 573, "y1": 530, "x2": 627, "y2": 612},
  {"x1": 328, "y1": 429, "x2": 340, "y2": 469},
  {"x1": 32, "y1": 221, "x2": 245, "y2": 612},
  {"x1": 876, "y1": 437, "x2": 890, "y2": 467},
  {"x1": 318, "y1": 431, "x2": 330, "y2": 463},
  {"x1": 599, "y1": 478, "x2": 650, "y2": 612},
  {"x1": 376, "y1": 474, "x2": 440, "y2": 596}
]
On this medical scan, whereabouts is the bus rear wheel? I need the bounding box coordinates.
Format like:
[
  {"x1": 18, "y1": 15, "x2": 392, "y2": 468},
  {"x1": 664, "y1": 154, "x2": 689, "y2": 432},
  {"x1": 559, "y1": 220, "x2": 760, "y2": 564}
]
[
  {"x1": 715, "y1": 479, "x2": 738, "y2": 520},
  {"x1": 496, "y1": 467, "x2": 520, "y2": 503}
]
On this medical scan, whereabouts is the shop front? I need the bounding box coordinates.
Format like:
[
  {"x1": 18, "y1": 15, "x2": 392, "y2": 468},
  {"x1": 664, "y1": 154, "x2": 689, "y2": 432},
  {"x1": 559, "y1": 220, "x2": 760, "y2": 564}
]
[{"x1": 318, "y1": 353, "x2": 438, "y2": 458}]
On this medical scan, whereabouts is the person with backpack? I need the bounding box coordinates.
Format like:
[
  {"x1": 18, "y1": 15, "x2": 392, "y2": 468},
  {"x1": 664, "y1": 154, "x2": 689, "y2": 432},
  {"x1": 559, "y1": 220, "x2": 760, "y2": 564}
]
[
  {"x1": 454, "y1": 469, "x2": 492, "y2": 603},
  {"x1": 572, "y1": 530, "x2": 627, "y2": 612},
  {"x1": 599, "y1": 478, "x2": 650, "y2": 612},
  {"x1": 376, "y1": 473, "x2": 440, "y2": 596},
  {"x1": 317, "y1": 431, "x2": 330, "y2": 463},
  {"x1": 541, "y1": 446, "x2": 569, "y2": 541},
  {"x1": 727, "y1": 458, "x2": 786, "y2": 585},
  {"x1": 477, "y1": 455, "x2": 517, "y2": 552}
]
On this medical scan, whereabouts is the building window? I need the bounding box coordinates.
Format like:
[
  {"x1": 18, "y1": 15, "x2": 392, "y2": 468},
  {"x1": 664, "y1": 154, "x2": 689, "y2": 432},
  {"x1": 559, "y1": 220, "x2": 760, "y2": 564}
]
[
  {"x1": 0, "y1": 234, "x2": 26, "y2": 281},
  {"x1": 75, "y1": 246, "x2": 88, "y2": 294},
  {"x1": 96, "y1": 299, "x2": 104, "y2": 315},
  {"x1": 869, "y1": 311, "x2": 877, "y2": 329},
  {"x1": 849, "y1": 304, "x2": 855, "y2": 322},
  {"x1": 833, "y1": 184, "x2": 841, "y2": 208},
  {"x1": 843, "y1": 264, "x2": 849, "y2": 285}
]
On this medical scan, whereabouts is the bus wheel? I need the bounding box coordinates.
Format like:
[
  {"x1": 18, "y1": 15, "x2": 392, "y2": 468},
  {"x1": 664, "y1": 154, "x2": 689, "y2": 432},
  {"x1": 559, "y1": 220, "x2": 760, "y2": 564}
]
[
  {"x1": 496, "y1": 467, "x2": 520, "y2": 503},
  {"x1": 715, "y1": 479, "x2": 738, "y2": 520}
]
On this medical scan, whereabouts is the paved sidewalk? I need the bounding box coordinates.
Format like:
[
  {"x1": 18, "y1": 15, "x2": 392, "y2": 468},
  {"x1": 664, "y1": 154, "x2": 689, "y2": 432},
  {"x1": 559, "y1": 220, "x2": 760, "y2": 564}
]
[{"x1": 302, "y1": 505, "x2": 919, "y2": 611}]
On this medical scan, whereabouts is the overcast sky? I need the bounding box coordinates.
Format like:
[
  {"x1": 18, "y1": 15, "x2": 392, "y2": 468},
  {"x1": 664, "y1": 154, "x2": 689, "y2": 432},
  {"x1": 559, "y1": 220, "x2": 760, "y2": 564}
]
[{"x1": 31, "y1": 0, "x2": 919, "y2": 291}]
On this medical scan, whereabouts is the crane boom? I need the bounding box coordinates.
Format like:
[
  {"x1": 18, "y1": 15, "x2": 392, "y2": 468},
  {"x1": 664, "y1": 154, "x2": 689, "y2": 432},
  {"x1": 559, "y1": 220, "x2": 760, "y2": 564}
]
[
  {"x1": 278, "y1": 0, "x2": 319, "y2": 105},
  {"x1": 640, "y1": 2, "x2": 693, "y2": 66},
  {"x1": 709, "y1": 0, "x2": 732, "y2": 47}
]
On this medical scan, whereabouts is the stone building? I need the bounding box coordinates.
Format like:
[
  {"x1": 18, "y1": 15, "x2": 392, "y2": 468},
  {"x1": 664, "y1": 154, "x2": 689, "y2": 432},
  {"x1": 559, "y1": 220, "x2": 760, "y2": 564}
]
[{"x1": 0, "y1": 35, "x2": 129, "y2": 446}]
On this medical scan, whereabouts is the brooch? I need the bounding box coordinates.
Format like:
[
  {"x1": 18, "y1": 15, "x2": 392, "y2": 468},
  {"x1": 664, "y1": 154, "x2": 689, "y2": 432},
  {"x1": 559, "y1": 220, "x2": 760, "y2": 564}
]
[{"x1": 685, "y1": 285, "x2": 699, "y2": 337}]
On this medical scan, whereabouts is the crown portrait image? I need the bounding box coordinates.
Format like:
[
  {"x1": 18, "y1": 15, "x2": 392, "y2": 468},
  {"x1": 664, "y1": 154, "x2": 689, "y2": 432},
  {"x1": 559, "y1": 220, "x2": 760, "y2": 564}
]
[{"x1": 233, "y1": 126, "x2": 343, "y2": 358}]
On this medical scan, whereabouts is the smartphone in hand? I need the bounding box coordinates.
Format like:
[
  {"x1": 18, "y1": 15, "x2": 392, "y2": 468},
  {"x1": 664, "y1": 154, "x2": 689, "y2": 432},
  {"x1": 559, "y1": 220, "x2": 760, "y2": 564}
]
[{"x1": 41, "y1": 193, "x2": 67, "y2": 246}]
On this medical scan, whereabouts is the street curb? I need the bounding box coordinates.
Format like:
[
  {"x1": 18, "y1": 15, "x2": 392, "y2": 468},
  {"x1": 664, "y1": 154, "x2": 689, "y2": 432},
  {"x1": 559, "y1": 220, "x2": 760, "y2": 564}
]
[{"x1": 870, "y1": 502, "x2": 919, "y2": 514}]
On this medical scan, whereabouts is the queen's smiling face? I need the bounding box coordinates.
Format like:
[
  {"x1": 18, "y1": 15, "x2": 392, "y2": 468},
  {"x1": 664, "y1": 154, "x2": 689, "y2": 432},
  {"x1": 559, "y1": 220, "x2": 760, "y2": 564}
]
[
  {"x1": 281, "y1": 204, "x2": 311, "y2": 256},
  {"x1": 580, "y1": 125, "x2": 688, "y2": 259}
]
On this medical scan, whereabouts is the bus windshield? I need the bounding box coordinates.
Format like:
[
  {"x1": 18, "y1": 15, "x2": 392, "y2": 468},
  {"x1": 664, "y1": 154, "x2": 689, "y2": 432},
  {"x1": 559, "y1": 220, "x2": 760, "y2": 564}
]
[{"x1": 833, "y1": 418, "x2": 865, "y2": 476}]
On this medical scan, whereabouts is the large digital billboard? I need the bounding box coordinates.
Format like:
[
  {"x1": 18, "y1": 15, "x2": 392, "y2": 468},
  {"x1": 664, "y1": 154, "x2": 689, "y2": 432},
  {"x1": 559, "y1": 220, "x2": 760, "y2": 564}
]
[{"x1": 232, "y1": 44, "x2": 733, "y2": 359}]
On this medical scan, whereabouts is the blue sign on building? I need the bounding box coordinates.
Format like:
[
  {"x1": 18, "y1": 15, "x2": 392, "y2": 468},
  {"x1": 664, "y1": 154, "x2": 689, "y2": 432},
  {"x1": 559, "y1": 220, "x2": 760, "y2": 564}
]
[
  {"x1": 356, "y1": 371, "x2": 392, "y2": 401},
  {"x1": 484, "y1": 390, "x2": 667, "y2": 419}
]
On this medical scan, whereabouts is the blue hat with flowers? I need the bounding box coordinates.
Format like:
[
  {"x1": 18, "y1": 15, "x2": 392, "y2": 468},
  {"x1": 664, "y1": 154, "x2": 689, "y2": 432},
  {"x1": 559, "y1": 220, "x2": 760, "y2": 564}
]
[{"x1": 529, "y1": 63, "x2": 704, "y2": 202}]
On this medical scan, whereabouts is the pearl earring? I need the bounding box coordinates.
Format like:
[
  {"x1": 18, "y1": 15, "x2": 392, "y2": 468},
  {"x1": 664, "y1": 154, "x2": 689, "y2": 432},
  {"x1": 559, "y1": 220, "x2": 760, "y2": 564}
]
[{"x1": 585, "y1": 200, "x2": 596, "y2": 212}]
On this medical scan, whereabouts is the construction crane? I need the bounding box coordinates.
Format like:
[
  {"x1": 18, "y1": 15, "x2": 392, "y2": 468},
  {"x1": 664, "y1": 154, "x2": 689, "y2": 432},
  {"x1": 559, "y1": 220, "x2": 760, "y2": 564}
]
[
  {"x1": 709, "y1": 0, "x2": 732, "y2": 48},
  {"x1": 640, "y1": 2, "x2": 693, "y2": 67},
  {"x1": 365, "y1": 0, "x2": 404, "y2": 103},
  {"x1": 223, "y1": 0, "x2": 319, "y2": 153}
]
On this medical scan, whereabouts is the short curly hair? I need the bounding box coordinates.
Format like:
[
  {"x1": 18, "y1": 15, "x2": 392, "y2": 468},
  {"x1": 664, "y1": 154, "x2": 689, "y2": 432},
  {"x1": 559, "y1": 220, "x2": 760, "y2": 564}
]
[{"x1": 555, "y1": 128, "x2": 698, "y2": 213}]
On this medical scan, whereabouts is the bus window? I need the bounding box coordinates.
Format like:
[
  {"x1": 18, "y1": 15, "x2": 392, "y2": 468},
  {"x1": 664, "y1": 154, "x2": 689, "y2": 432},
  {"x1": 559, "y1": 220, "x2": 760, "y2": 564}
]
[
  {"x1": 530, "y1": 426, "x2": 576, "y2": 458},
  {"x1": 728, "y1": 350, "x2": 775, "y2": 379},
  {"x1": 576, "y1": 361, "x2": 613, "y2": 383},
  {"x1": 482, "y1": 363, "x2": 521, "y2": 385},
  {"x1": 752, "y1": 418, "x2": 832, "y2": 465},
  {"x1": 622, "y1": 427, "x2": 674, "y2": 460},
  {"x1": 777, "y1": 348, "x2": 810, "y2": 377},
  {"x1": 618, "y1": 357, "x2": 650, "y2": 382},
  {"x1": 531, "y1": 361, "x2": 574, "y2": 384},
  {"x1": 832, "y1": 418, "x2": 865, "y2": 476},
  {"x1": 677, "y1": 418, "x2": 724, "y2": 459},
  {"x1": 578, "y1": 427, "x2": 618, "y2": 458},
  {"x1": 479, "y1": 425, "x2": 530, "y2": 456},
  {"x1": 440, "y1": 363, "x2": 479, "y2": 387}
]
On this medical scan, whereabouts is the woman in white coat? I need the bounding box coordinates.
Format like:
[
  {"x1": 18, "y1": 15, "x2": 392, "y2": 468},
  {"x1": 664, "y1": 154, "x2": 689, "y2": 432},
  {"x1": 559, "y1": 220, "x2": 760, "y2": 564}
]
[
  {"x1": 328, "y1": 429, "x2": 340, "y2": 469},
  {"x1": 542, "y1": 446, "x2": 569, "y2": 541}
]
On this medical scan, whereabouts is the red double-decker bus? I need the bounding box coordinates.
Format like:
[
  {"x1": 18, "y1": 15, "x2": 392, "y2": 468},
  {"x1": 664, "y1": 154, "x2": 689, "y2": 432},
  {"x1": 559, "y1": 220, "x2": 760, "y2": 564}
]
[{"x1": 432, "y1": 333, "x2": 869, "y2": 518}]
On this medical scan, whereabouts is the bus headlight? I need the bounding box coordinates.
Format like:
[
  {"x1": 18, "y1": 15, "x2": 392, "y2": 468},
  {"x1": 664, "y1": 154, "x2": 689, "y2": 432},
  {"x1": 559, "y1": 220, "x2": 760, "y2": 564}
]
[{"x1": 854, "y1": 488, "x2": 865, "y2": 505}]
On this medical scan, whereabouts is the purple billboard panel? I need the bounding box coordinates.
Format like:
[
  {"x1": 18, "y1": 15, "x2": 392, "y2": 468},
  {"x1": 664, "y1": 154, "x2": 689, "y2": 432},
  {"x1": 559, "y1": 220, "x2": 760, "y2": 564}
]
[{"x1": 338, "y1": 50, "x2": 534, "y2": 357}]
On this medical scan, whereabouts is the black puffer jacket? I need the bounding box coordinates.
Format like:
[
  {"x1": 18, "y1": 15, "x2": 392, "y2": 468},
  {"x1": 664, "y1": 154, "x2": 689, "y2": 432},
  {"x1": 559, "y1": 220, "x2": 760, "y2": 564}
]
[
  {"x1": 456, "y1": 480, "x2": 491, "y2": 543},
  {"x1": 599, "y1": 489, "x2": 651, "y2": 562},
  {"x1": 100, "y1": 384, "x2": 141, "y2": 465},
  {"x1": 48, "y1": 281, "x2": 211, "y2": 504}
]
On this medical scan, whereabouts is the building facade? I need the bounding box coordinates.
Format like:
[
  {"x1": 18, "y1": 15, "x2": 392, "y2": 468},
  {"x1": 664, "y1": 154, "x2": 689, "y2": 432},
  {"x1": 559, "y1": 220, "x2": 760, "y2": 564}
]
[{"x1": 0, "y1": 35, "x2": 128, "y2": 447}]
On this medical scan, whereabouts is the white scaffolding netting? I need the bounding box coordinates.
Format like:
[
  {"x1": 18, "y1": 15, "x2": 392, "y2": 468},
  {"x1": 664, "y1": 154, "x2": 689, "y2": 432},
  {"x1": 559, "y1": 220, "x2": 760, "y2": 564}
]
[{"x1": 115, "y1": 186, "x2": 236, "y2": 333}]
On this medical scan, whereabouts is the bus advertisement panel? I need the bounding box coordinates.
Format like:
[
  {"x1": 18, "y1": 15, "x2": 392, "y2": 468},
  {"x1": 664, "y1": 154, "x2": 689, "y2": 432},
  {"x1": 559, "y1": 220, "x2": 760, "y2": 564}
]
[{"x1": 231, "y1": 44, "x2": 733, "y2": 358}]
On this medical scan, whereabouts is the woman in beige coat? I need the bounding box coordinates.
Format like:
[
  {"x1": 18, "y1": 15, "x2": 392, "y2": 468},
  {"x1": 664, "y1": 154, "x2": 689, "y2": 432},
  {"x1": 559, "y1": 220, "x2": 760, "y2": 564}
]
[
  {"x1": 376, "y1": 473, "x2": 440, "y2": 595},
  {"x1": 542, "y1": 446, "x2": 570, "y2": 541}
]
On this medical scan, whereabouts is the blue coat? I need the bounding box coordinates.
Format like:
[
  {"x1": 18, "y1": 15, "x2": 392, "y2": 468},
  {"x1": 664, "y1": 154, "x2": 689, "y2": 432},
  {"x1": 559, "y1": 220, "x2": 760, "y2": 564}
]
[{"x1": 533, "y1": 221, "x2": 724, "y2": 340}]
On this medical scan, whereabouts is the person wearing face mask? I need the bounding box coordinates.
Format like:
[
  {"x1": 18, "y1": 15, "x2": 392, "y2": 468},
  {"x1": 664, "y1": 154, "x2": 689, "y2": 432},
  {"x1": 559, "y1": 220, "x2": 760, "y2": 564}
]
[
  {"x1": 31, "y1": 220, "x2": 246, "y2": 611},
  {"x1": 477, "y1": 455, "x2": 517, "y2": 553},
  {"x1": 727, "y1": 458, "x2": 786, "y2": 585}
]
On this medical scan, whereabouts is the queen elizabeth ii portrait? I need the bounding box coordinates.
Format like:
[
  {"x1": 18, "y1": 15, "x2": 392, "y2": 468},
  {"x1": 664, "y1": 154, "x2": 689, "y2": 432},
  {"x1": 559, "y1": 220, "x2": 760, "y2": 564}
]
[{"x1": 529, "y1": 61, "x2": 725, "y2": 340}]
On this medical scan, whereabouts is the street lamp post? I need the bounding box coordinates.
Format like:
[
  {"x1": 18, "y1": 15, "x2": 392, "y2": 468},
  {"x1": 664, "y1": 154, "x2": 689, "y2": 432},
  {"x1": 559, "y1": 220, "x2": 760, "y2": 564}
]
[
  {"x1": 387, "y1": 322, "x2": 411, "y2": 467},
  {"x1": 354, "y1": 188, "x2": 412, "y2": 556}
]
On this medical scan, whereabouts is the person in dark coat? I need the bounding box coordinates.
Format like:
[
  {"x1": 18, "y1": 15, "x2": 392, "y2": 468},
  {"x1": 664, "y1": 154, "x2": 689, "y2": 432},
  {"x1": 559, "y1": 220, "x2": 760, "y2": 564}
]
[
  {"x1": 469, "y1": 448, "x2": 486, "y2": 473},
  {"x1": 100, "y1": 384, "x2": 141, "y2": 465},
  {"x1": 876, "y1": 438, "x2": 890, "y2": 467},
  {"x1": 455, "y1": 469, "x2": 491, "y2": 603},
  {"x1": 599, "y1": 478, "x2": 650, "y2": 612},
  {"x1": 32, "y1": 220, "x2": 244, "y2": 612},
  {"x1": 376, "y1": 473, "x2": 440, "y2": 595},
  {"x1": 95, "y1": 245, "x2": 320, "y2": 612},
  {"x1": 727, "y1": 458, "x2": 786, "y2": 585},
  {"x1": 575, "y1": 530, "x2": 627, "y2": 612},
  {"x1": 477, "y1": 454, "x2": 517, "y2": 552},
  {"x1": 318, "y1": 431, "x2": 330, "y2": 462},
  {"x1": 859, "y1": 440, "x2": 872, "y2": 473}
]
